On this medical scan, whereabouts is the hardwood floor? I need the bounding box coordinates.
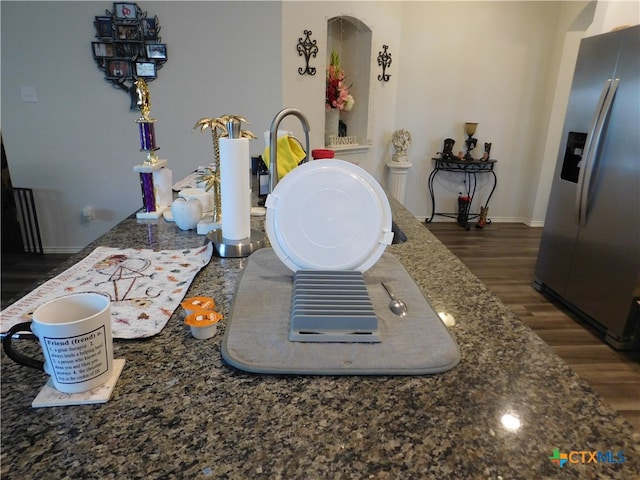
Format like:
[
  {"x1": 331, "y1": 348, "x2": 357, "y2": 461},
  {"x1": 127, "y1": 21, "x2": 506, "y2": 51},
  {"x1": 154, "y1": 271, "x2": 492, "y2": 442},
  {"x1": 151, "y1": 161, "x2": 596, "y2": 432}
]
[
  {"x1": 425, "y1": 221, "x2": 640, "y2": 431},
  {"x1": 1, "y1": 253, "x2": 72, "y2": 309}
]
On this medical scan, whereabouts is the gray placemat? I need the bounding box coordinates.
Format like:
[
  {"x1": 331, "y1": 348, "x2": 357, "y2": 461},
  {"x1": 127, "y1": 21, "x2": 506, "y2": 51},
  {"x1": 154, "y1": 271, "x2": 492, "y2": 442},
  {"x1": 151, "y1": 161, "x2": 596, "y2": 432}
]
[{"x1": 221, "y1": 248, "x2": 460, "y2": 375}]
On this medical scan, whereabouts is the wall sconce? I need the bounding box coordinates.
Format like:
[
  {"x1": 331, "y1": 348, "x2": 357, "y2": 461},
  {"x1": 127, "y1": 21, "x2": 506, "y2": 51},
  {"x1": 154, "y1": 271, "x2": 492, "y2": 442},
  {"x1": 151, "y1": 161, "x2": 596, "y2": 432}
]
[
  {"x1": 377, "y1": 45, "x2": 392, "y2": 82},
  {"x1": 297, "y1": 30, "x2": 318, "y2": 75}
]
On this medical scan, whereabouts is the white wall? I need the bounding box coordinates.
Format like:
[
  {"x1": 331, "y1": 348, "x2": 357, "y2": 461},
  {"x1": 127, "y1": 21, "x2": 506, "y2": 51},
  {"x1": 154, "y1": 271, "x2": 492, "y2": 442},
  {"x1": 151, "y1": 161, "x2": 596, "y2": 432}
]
[
  {"x1": 1, "y1": 1, "x2": 282, "y2": 252},
  {"x1": 532, "y1": 1, "x2": 595, "y2": 225},
  {"x1": 283, "y1": 1, "x2": 573, "y2": 223},
  {"x1": 281, "y1": 1, "x2": 404, "y2": 182},
  {"x1": 2, "y1": 1, "x2": 637, "y2": 252},
  {"x1": 587, "y1": 0, "x2": 640, "y2": 34},
  {"x1": 395, "y1": 1, "x2": 565, "y2": 222},
  {"x1": 532, "y1": 0, "x2": 639, "y2": 225},
  {"x1": 283, "y1": 0, "x2": 638, "y2": 225}
]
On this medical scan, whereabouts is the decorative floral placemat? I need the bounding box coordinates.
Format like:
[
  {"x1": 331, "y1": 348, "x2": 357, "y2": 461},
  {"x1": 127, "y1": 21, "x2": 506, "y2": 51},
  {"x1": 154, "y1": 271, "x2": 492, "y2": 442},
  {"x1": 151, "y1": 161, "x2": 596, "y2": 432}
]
[{"x1": 0, "y1": 244, "x2": 213, "y2": 339}]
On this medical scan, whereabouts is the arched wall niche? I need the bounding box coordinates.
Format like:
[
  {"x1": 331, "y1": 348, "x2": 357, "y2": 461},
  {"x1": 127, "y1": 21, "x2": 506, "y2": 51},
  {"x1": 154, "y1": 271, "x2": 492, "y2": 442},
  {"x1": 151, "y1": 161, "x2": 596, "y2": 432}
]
[{"x1": 326, "y1": 16, "x2": 372, "y2": 150}]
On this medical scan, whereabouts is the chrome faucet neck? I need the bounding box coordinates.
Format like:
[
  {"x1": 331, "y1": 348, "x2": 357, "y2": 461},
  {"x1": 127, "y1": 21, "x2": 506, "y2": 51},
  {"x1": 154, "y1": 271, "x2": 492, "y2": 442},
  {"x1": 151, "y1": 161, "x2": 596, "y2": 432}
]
[{"x1": 268, "y1": 108, "x2": 311, "y2": 193}]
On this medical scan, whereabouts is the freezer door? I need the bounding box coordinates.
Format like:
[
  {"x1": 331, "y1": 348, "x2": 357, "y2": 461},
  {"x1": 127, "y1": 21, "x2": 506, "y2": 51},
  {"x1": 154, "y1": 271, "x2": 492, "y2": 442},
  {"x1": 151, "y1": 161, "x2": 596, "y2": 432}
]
[
  {"x1": 563, "y1": 26, "x2": 640, "y2": 339},
  {"x1": 535, "y1": 31, "x2": 621, "y2": 295}
]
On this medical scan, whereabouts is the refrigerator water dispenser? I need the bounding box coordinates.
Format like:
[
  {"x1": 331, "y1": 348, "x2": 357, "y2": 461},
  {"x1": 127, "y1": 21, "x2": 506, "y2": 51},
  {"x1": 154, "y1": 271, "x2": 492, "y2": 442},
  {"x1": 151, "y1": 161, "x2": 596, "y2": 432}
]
[{"x1": 560, "y1": 131, "x2": 587, "y2": 183}]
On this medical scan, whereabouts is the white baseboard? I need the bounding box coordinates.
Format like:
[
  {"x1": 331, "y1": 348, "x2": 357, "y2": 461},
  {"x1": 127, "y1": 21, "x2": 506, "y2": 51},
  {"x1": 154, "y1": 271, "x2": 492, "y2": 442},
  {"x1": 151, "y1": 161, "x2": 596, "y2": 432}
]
[{"x1": 524, "y1": 220, "x2": 544, "y2": 228}]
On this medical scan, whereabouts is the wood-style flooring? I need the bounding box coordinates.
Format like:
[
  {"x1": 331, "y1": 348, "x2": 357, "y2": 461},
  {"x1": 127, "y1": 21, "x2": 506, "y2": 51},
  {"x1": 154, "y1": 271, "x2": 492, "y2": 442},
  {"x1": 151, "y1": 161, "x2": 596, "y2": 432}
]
[
  {"x1": 1, "y1": 253, "x2": 72, "y2": 309},
  {"x1": 425, "y1": 221, "x2": 640, "y2": 431}
]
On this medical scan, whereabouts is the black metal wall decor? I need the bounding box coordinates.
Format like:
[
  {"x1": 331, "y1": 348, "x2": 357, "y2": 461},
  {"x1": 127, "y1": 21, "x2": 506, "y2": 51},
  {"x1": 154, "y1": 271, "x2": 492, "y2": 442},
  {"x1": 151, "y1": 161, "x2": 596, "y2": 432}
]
[
  {"x1": 297, "y1": 30, "x2": 318, "y2": 75},
  {"x1": 92, "y1": 2, "x2": 167, "y2": 109},
  {"x1": 377, "y1": 44, "x2": 392, "y2": 82}
]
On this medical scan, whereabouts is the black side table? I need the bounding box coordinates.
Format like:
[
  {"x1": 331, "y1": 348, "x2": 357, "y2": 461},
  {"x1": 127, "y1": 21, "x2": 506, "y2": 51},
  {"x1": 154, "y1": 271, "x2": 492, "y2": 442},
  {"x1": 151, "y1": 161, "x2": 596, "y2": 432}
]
[{"x1": 426, "y1": 157, "x2": 497, "y2": 228}]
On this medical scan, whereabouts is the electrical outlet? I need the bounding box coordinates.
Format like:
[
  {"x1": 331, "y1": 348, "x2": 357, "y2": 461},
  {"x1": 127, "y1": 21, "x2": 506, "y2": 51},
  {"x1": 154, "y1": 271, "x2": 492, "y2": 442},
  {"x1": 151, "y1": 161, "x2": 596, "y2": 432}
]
[
  {"x1": 20, "y1": 86, "x2": 38, "y2": 103},
  {"x1": 82, "y1": 206, "x2": 96, "y2": 221}
]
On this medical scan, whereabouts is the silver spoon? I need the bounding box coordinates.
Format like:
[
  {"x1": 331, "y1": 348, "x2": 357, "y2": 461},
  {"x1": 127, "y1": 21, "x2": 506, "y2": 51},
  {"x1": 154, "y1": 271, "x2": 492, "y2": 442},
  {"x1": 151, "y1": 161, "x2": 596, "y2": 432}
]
[{"x1": 381, "y1": 282, "x2": 408, "y2": 317}]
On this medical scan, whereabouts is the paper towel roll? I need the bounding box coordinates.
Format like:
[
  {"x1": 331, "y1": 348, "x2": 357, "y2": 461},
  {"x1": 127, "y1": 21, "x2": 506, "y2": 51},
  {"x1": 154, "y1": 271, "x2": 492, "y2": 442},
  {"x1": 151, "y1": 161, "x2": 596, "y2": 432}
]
[{"x1": 220, "y1": 137, "x2": 250, "y2": 240}]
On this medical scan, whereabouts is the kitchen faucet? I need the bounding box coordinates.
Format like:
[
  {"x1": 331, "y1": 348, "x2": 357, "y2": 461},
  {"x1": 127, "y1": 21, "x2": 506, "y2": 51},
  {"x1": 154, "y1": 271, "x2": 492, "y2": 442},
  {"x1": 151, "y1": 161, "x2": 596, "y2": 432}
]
[{"x1": 268, "y1": 108, "x2": 311, "y2": 193}]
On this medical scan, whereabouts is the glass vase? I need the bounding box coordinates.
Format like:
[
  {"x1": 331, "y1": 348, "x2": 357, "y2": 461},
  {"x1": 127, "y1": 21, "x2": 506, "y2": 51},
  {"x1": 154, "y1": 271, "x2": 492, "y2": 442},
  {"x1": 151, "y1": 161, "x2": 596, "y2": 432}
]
[{"x1": 325, "y1": 108, "x2": 339, "y2": 146}]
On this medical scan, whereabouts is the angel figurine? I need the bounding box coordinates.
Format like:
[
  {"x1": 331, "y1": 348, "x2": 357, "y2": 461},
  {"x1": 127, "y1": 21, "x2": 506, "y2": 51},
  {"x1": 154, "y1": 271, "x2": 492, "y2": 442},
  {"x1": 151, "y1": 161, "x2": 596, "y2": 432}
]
[{"x1": 391, "y1": 129, "x2": 412, "y2": 162}]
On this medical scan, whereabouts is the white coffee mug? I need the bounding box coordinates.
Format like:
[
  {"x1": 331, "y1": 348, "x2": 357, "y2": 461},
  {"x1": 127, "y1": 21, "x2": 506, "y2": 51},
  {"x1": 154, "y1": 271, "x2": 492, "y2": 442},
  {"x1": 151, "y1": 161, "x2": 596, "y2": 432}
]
[{"x1": 2, "y1": 293, "x2": 114, "y2": 394}]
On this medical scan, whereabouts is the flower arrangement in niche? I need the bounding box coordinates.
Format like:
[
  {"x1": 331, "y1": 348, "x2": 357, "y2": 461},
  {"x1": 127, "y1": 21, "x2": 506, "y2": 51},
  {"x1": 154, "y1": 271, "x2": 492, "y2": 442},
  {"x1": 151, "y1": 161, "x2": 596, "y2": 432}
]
[{"x1": 326, "y1": 50, "x2": 354, "y2": 111}]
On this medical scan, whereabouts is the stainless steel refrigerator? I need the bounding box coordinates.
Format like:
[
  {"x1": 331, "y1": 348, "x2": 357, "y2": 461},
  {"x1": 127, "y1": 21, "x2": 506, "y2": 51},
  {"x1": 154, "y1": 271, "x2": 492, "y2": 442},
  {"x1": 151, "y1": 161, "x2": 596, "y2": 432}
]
[{"x1": 534, "y1": 25, "x2": 640, "y2": 350}]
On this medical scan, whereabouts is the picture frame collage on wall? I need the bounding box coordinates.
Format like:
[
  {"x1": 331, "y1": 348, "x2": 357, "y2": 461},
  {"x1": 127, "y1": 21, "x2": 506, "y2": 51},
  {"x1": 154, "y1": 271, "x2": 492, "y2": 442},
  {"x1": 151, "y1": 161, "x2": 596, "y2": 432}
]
[{"x1": 92, "y1": 2, "x2": 167, "y2": 106}]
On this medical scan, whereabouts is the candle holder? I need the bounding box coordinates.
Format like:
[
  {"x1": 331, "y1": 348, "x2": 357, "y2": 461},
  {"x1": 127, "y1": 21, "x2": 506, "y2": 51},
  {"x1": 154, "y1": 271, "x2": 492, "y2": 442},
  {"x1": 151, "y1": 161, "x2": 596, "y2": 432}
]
[
  {"x1": 464, "y1": 122, "x2": 478, "y2": 161},
  {"x1": 133, "y1": 79, "x2": 171, "y2": 220}
]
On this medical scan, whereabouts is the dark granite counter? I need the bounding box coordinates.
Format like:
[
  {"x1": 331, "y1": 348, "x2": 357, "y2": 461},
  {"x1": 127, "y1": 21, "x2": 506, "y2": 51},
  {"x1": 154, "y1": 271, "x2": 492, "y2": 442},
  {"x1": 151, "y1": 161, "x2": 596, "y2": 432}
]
[{"x1": 2, "y1": 194, "x2": 639, "y2": 479}]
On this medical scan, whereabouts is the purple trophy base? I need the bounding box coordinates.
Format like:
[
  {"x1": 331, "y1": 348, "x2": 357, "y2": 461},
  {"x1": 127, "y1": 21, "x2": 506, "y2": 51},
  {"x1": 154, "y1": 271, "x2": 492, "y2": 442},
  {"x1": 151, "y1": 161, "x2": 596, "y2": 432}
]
[{"x1": 140, "y1": 172, "x2": 156, "y2": 212}]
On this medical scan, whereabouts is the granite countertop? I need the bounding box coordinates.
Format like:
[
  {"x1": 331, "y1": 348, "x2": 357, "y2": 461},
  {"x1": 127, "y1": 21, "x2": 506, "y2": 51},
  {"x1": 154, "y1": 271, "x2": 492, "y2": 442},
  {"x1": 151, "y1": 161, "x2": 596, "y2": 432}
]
[{"x1": 2, "y1": 193, "x2": 639, "y2": 479}]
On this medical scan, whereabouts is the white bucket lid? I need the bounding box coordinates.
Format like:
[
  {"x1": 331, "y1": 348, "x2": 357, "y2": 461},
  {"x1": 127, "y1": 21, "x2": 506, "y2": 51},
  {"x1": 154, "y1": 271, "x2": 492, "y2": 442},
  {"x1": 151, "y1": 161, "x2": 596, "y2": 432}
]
[{"x1": 265, "y1": 159, "x2": 393, "y2": 272}]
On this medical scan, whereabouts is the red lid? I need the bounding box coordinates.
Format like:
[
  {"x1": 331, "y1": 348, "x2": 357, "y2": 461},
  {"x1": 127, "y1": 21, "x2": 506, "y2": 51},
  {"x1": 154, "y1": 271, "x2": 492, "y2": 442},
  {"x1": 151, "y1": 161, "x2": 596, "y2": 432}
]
[{"x1": 311, "y1": 149, "x2": 335, "y2": 160}]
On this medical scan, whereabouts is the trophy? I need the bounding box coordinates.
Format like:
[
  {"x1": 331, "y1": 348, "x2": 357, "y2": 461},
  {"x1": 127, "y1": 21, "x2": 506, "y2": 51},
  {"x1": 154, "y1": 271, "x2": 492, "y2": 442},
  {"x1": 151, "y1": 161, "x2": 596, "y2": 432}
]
[
  {"x1": 135, "y1": 79, "x2": 159, "y2": 166},
  {"x1": 133, "y1": 79, "x2": 172, "y2": 219}
]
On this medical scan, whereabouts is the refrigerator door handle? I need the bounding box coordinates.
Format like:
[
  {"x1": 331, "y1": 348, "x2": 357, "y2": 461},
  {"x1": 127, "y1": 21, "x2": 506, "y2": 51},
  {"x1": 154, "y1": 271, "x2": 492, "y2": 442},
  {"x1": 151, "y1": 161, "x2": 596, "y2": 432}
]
[{"x1": 575, "y1": 78, "x2": 619, "y2": 226}]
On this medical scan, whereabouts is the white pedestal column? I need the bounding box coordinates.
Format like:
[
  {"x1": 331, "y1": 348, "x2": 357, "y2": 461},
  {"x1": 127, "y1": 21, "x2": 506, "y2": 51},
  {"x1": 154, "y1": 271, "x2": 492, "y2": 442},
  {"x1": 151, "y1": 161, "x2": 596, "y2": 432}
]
[{"x1": 386, "y1": 161, "x2": 413, "y2": 205}]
